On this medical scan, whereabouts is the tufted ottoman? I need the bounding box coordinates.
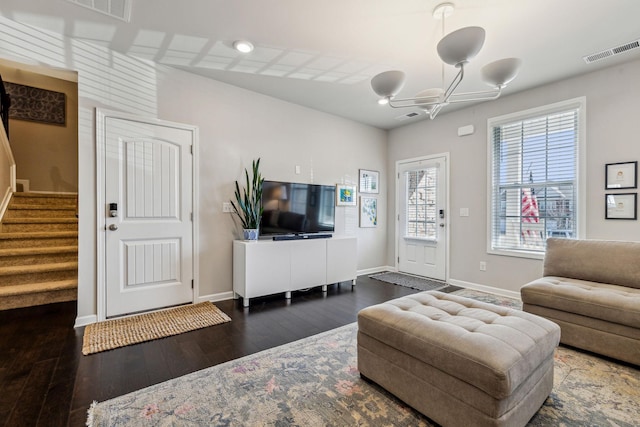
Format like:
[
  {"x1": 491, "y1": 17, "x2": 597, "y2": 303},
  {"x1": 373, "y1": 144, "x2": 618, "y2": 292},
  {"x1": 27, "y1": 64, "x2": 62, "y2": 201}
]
[{"x1": 357, "y1": 291, "x2": 560, "y2": 427}]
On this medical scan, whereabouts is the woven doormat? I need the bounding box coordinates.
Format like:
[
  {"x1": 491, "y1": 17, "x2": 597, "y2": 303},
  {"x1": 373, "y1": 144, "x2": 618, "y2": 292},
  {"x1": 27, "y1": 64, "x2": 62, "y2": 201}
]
[
  {"x1": 82, "y1": 302, "x2": 231, "y2": 355},
  {"x1": 370, "y1": 272, "x2": 448, "y2": 292}
]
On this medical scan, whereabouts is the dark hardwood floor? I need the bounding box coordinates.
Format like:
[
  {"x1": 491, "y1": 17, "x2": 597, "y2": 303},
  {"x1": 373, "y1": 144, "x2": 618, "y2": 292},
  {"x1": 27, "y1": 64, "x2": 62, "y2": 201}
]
[{"x1": 0, "y1": 276, "x2": 458, "y2": 426}]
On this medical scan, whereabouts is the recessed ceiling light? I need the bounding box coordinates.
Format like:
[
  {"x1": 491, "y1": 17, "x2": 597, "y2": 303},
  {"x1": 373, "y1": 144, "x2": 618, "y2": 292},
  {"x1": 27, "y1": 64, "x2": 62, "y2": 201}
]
[{"x1": 233, "y1": 40, "x2": 254, "y2": 53}]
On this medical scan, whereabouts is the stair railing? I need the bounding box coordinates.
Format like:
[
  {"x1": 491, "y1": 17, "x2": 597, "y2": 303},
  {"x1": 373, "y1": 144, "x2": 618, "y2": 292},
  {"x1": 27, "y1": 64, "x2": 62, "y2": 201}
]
[
  {"x1": 0, "y1": 73, "x2": 9, "y2": 139},
  {"x1": 0, "y1": 73, "x2": 16, "y2": 220}
]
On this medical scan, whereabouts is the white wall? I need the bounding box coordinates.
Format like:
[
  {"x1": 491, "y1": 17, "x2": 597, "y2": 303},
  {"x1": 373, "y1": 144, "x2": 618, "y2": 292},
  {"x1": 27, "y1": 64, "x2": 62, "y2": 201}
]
[
  {"x1": 387, "y1": 58, "x2": 640, "y2": 293},
  {"x1": 0, "y1": 16, "x2": 388, "y2": 321}
]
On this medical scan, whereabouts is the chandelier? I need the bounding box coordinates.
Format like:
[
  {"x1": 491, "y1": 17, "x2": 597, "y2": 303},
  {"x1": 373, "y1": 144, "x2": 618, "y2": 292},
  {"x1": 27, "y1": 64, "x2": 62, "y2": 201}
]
[{"x1": 371, "y1": 3, "x2": 521, "y2": 120}]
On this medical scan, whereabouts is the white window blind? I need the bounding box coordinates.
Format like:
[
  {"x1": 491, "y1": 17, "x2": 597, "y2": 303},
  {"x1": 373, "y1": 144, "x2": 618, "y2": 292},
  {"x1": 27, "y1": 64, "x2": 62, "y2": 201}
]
[{"x1": 489, "y1": 104, "x2": 581, "y2": 255}]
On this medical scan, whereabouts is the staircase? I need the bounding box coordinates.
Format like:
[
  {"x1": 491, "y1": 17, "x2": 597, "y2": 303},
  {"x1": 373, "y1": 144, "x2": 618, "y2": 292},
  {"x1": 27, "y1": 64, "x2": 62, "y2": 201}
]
[{"x1": 0, "y1": 192, "x2": 78, "y2": 310}]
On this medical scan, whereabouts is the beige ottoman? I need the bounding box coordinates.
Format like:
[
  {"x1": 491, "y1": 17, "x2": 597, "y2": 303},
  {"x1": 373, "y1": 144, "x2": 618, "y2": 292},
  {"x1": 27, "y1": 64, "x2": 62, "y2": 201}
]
[{"x1": 357, "y1": 291, "x2": 560, "y2": 427}]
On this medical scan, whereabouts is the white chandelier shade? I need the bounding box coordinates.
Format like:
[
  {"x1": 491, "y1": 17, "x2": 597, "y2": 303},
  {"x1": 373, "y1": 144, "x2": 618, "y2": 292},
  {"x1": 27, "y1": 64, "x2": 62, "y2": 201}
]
[{"x1": 371, "y1": 7, "x2": 522, "y2": 120}]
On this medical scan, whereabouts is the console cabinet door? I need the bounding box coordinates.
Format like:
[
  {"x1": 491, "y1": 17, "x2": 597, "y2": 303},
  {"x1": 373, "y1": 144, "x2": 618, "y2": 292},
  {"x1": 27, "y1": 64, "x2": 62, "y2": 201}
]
[
  {"x1": 242, "y1": 241, "x2": 290, "y2": 298},
  {"x1": 290, "y1": 240, "x2": 327, "y2": 290},
  {"x1": 327, "y1": 237, "x2": 357, "y2": 283}
]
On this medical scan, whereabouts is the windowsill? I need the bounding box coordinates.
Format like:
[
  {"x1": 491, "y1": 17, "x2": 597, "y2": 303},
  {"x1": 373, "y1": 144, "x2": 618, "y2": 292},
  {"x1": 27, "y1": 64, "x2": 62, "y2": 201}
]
[{"x1": 487, "y1": 247, "x2": 545, "y2": 260}]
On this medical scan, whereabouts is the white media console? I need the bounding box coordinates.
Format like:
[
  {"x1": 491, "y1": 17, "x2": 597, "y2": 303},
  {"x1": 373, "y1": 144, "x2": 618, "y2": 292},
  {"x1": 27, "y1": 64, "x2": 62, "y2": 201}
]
[{"x1": 233, "y1": 235, "x2": 357, "y2": 307}]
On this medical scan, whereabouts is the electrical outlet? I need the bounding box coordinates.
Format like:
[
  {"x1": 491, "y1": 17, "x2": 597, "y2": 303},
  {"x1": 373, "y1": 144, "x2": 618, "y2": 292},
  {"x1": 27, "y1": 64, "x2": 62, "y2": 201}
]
[
  {"x1": 479, "y1": 261, "x2": 487, "y2": 271},
  {"x1": 222, "y1": 202, "x2": 234, "y2": 213}
]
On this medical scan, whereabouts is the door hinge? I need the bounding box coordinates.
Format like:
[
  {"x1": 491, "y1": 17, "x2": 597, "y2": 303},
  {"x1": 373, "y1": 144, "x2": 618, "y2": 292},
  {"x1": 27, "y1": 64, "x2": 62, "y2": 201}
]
[
  {"x1": 398, "y1": 256, "x2": 400, "y2": 263},
  {"x1": 397, "y1": 214, "x2": 400, "y2": 221},
  {"x1": 397, "y1": 172, "x2": 400, "y2": 179},
  {"x1": 190, "y1": 145, "x2": 193, "y2": 154},
  {"x1": 191, "y1": 279, "x2": 194, "y2": 289},
  {"x1": 190, "y1": 212, "x2": 193, "y2": 221}
]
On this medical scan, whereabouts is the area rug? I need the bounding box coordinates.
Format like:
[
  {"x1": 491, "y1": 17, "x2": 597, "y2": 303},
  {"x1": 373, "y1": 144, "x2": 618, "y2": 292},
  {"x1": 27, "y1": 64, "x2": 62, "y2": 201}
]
[
  {"x1": 370, "y1": 271, "x2": 448, "y2": 292},
  {"x1": 82, "y1": 302, "x2": 231, "y2": 355},
  {"x1": 87, "y1": 291, "x2": 639, "y2": 426}
]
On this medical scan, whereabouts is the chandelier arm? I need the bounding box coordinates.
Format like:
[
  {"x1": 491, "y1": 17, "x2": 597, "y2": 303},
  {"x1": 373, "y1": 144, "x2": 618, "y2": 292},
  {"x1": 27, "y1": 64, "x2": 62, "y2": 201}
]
[
  {"x1": 447, "y1": 86, "x2": 502, "y2": 103},
  {"x1": 441, "y1": 64, "x2": 465, "y2": 103},
  {"x1": 429, "y1": 103, "x2": 445, "y2": 120},
  {"x1": 388, "y1": 98, "x2": 441, "y2": 108}
]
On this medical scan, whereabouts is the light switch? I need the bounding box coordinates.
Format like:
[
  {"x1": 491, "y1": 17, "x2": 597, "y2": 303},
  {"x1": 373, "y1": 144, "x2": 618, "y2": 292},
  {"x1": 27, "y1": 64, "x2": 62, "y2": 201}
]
[
  {"x1": 223, "y1": 202, "x2": 233, "y2": 213},
  {"x1": 460, "y1": 208, "x2": 469, "y2": 217},
  {"x1": 295, "y1": 165, "x2": 301, "y2": 174}
]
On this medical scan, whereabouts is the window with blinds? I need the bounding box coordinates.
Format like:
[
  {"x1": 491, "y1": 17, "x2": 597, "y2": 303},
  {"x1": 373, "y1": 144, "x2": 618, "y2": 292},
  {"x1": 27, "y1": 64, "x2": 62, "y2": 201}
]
[{"x1": 488, "y1": 99, "x2": 584, "y2": 256}]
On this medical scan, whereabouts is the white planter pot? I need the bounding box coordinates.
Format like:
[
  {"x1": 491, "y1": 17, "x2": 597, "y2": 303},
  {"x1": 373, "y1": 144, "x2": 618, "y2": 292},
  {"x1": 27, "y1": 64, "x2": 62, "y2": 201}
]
[{"x1": 243, "y1": 228, "x2": 259, "y2": 241}]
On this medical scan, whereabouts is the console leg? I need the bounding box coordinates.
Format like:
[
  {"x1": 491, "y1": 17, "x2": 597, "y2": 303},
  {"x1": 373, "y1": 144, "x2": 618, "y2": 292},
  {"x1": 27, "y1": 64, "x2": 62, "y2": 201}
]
[
  {"x1": 233, "y1": 292, "x2": 239, "y2": 300},
  {"x1": 322, "y1": 285, "x2": 327, "y2": 292},
  {"x1": 351, "y1": 279, "x2": 356, "y2": 287},
  {"x1": 285, "y1": 291, "x2": 292, "y2": 299},
  {"x1": 243, "y1": 298, "x2": 249, "y2": 308}
]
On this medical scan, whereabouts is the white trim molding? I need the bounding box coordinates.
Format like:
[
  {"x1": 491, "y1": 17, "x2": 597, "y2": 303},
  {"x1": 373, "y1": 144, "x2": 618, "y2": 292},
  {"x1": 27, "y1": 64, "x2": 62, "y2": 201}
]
[
  {"x1": 197, "y1": 291, "x2": 235, "y2": 304},
  {"x1": 358, "y1": 265, "x2": 396, "y2": 276},
  {"x1": 74, "y1": 314, "x2": 98, "y2": 328},
  {"x1": 448, "y1": 278, "x2": 521, "y2": 300}
]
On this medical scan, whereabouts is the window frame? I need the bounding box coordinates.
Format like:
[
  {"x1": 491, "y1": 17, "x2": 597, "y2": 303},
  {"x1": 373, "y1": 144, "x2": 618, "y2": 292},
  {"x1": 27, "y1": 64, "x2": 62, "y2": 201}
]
[{"x1": 486, "y1": 97, "x2": 587, "y2": 259}]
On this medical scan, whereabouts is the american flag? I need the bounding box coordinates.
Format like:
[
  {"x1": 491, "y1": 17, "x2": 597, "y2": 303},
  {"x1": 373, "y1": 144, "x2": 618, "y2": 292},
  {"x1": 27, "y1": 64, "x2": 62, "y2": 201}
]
[{"x1": 521, "y1": 188, "x2": 539, "y2": 223}]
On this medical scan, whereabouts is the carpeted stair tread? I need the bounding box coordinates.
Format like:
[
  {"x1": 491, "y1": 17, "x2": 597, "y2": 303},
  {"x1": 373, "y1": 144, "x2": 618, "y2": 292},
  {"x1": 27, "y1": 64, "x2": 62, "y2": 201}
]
[
  {"x1": 0, "y1": 231, "x2": 78, "y2": 239},
  {"x1": 12, "y1": 192, "x2": 76, "y2": 198},
  {"x1": 0, "y1": 279, "x2": 77, "y2": 296},
  {"x1": 2, "y1": 217, "x2": 78, "y2": 224},
  {"x1": 0, "y1": 245, "x2": 78, "y2": 257},
  {"x1": 6, "y1": 204, "x2": 76, "y2": 210},
  {"x1": 0, "y1": 261, "x2": 78, "y2": 276}
]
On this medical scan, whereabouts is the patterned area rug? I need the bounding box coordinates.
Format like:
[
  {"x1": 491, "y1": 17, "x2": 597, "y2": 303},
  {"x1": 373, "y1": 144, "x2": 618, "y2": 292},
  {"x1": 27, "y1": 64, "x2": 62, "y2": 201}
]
[
  {"x1": 370, "y1": 271, "x2": 448, "y2": 292},
  {"x1": 82, "y1": 302, "x2": 231, "y2": 355},
  {"x1": 87, "y1": 291, "x2": 640, "y2": 426}
]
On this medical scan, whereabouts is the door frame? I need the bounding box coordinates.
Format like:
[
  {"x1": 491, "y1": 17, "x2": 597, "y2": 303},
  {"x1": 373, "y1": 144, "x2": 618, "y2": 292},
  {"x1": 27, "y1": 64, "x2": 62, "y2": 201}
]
[
  {"x1": 395, "y1": 153, "x2": 450, "y2": 280},
  {"x1": 96, "y1": 108, "x2": 199, "y2": 321}
]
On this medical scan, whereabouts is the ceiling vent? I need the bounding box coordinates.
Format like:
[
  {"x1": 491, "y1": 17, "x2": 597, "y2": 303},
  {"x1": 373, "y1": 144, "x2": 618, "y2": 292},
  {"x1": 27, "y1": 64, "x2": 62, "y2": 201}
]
[
  {"x1": 66, "y1": 0, "x2": 133, "y2": 22},
  {"x1": 395, "y1": 111, "x2": 422, "y2": 121},
  {"x1": 583, "y1": 39, "x2": 640, "y2": 64}
]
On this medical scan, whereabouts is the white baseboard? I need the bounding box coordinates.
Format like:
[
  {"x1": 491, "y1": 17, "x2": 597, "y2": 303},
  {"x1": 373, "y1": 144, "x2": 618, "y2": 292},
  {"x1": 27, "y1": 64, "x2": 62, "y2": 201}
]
[
  {"x1": 74, "y1": 314, "x2": 98, "y2": 328},
  {"x1": 197, "y1": 291, "x2": 235, "y2": 303},
  {"x1": 357, "y1": 265, "x2": 396, "y2": 276},
  {"x1": 0, "y1": 185, "x2": 11, "y2": 220},
  {"x1": 448, "y1": 278, "x2": 521, "y2": 300}
]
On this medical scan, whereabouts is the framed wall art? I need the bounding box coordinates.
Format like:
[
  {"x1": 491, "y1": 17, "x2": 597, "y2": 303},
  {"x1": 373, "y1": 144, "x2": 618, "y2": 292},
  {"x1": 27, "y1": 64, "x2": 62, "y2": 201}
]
[
  {"x1": 605, "y1": 161, "x2": 637, "y2": 190},
  {"x1": 4, "y1": 81, "x2": 66, "y2": 126},
  {"x1": 336, "y1": 184, "x2": 357, "y2": 206},
  {"x1": 605, "y1": 193, "x2": 637, "y2": 220},
  {"x1": 359, "y1": 197, "x2": 378, "y2": 227},
  {"x1": 359, "y1": 169, "x2": 379, "y2": 194}
]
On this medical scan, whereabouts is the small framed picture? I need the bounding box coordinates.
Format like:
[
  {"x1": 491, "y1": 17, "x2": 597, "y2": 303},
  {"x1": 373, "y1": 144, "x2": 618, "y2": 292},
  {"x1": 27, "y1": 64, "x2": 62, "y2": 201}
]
[
  {"x1": 605, "y1": 161, "x2": 637, "y2": 189},
  {"x1": 359, "y1": 197, "x2": 378, "y2": 227},
  {"x1": 605, "y1": 193, "x2": 637, "y2": 220},
  {"x1": 336, "y1": 184, "x2": 357, "y2": 206},
  {"x1": 359, "y1": 169, "x2": 380, "y2": 194}
]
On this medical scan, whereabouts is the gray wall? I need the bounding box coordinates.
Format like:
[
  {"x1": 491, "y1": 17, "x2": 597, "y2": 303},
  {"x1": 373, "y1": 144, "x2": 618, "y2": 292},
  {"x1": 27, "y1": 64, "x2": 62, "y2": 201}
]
[{"x1": 387, "y1": 58, "x2": 640, "y2": 292}]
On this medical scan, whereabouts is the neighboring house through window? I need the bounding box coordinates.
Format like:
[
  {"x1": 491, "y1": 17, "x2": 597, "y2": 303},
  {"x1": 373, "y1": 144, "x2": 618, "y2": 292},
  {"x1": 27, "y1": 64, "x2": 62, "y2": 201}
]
[{"x1": 488, "y1": 97, "x2": 586, "y2": 258}]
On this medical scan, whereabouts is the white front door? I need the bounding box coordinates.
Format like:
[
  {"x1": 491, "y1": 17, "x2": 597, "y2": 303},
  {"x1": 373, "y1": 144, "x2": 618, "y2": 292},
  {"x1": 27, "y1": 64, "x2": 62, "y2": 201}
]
[
  {"x1": 397, "y1": 155, "x2": 448, "y2": 281},
  {"x1": 103, "y1": 114, "x2": 195, "y2": 317}
]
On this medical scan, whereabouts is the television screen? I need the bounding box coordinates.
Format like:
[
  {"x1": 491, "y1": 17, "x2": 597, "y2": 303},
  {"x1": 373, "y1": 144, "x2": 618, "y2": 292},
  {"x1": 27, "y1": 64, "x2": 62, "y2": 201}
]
[{"x1": 261, "y1": 181, "x2": 335, "y2": 236}]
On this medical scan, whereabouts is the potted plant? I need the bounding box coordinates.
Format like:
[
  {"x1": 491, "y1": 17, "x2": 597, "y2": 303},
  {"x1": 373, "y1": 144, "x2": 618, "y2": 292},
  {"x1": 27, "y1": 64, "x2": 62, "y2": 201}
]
[{"x1": 231, "y1": 158, "x2": 264, "y2": 240}]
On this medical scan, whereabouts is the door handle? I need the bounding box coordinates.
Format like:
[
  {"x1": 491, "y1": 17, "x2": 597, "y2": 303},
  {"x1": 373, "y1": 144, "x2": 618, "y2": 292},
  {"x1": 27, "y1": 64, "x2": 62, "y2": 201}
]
[
  {"x1": 108, "y1": 224, "x2": 118, "y2": 231},
  {"x1": 439, "y1": 223, "x2": 445, "y2": 228}
]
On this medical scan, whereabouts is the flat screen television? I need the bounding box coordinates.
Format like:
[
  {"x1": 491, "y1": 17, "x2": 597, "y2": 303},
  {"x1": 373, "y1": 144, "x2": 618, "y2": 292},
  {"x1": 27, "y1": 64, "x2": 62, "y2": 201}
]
[{"x1": 260, "y1": 180, "x2": 335, "y2": 236}]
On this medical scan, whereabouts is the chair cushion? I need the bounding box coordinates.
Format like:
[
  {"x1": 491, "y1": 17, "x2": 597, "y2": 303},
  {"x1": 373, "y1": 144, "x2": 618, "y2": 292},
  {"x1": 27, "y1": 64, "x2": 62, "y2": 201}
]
[{"x1": 521, "y1": 277, "x2": 640, "y2": 329}]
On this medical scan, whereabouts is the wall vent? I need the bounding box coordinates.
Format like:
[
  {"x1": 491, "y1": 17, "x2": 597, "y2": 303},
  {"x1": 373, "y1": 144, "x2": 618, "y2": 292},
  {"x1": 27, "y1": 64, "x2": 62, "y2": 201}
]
[
  {"x1": 584, "y1": 39, "x2": 640, "y2": 64},
  {"x1": 395, "y1": 111, "x2": 421, "y2": 121},
  {"x1": 66, "y1": 0, "x2": 133, "y2": 22}
]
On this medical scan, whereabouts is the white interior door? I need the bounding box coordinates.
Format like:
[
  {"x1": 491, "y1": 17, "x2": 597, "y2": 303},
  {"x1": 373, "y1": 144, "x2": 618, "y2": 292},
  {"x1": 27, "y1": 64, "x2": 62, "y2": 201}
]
[
  {"x1": 104, "y1": 116, "x2": 194, "y2": 317},
  {"x1": 397, "y1": 155, "x2": 448, "y2": 281}
]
